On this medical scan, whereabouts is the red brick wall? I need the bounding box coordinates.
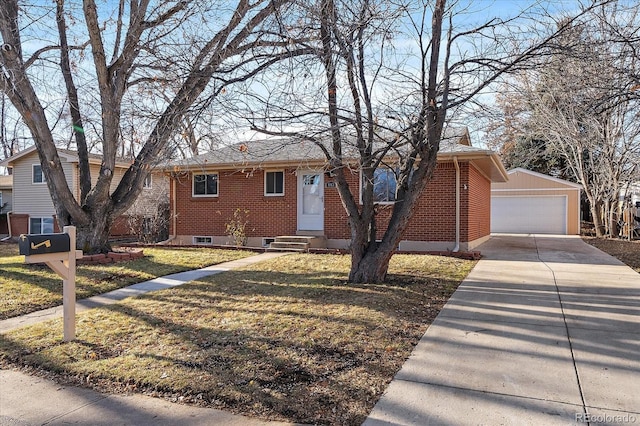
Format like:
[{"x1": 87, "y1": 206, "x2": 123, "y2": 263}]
[
  {"x1": 323, "y1": 171, "x2": 358, "y2": 239},
  {"x1": 111, "y1": 216, "x2": 130, "y2": 236},
  {"x1": 172, "y1": 161, "x2": 492, "y2": 243},
  {"x1": 0, "y1": 215, "x2": 7, "y2": 234},
  {"x1": 466, "y1": 163, "x2": 491, "y2": 241},
  {"x1": 8, "y1": 213, "x2": 29, "y2": 235},
  {"x1": 370, "y1": 162, "x2": 457, "y2": 242},
  {"x1": 173, "y1": 169, "x2": 298, "y2": 238}
]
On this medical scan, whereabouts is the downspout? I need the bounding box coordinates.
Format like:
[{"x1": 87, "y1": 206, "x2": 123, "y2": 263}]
[
  {"x1": 159, "y1": 177, "x2": 177, "y2": 245},
  {"x1": 1, "y1": 211, "x2": 12, "y2": 242},
  {"x1": 453, "y1": 157, "x2": 460, "y2": 253}
]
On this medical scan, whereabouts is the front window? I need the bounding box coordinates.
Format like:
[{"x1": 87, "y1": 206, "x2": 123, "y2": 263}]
[
  {"x1": 265, "y1": 171, "x2": 284, "y2": 196},
  {"x1": 30, "y1": 217, "x2": 54, "y2": 234},
  {"x1": 372, "y1": 167, "x2": 397, "y2": 203},
  {"x1": 33, "y1": 164, "x2": 45, "y2": 184},
  {"x1": 193, "y1": 173, "x2": 218, "y2": 196}
]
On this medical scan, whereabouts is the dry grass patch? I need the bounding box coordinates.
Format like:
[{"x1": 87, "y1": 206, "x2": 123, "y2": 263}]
[
  {"x1": 582, "y1": 237, "x2": 640, "y2": 273},
  {"x1": 0, "y1": 243, "x2": 252, "y2": 319},
  {"x1": 0, "y1": 253, "x2": 475, "y2": 425}
]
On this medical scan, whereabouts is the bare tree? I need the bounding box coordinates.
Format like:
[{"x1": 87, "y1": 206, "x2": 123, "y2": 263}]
[
  {"x1": 0, "y1": 0, "x2": 298, "y2": 252},
  {"x1": 248, "y1": 0, "x2": 603, "y2": 283},
  {"x1": 492, "y1": 4, "x2": 640, "y2": 237}
]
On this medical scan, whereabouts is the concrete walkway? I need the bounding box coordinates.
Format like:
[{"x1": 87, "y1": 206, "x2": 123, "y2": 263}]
[
  {"x1": 1, "y1": 251, "x2": 292, "y2": 426},
  {"x1": 364, "y1": 234, "x2": 640, "y2": 425}
]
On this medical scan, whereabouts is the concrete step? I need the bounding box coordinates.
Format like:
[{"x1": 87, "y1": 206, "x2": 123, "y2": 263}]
[
  {"x1": 275, "y1": 235, "x2": 327, "y2": 249},
  {"x1": 266, "y1": 246, "x2": 308, "y2": 253},
  {"x1": 268, "y1": 241, "x2": 310, "y2": 252},
  {"x1": 274, "y1": 236, "x2": 313, "y2": 243}
]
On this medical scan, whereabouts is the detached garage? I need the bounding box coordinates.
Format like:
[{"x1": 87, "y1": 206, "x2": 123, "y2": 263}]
[{"x1": 491, "y1": 168, "x2": 582, "y2": 235}]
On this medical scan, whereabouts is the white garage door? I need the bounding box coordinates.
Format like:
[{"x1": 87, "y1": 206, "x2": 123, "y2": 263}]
[{"x1": 491, "y1": 196, "x2": 567, "y2": 234}]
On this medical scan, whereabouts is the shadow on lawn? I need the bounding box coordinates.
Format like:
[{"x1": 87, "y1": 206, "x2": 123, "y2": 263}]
[
  {"x1": 0, "y1": 251, "x2": 246, "y2": 320},
  {"x1": 99, "y1": 300, "x2": 404, "y2": 424},
  {"x1": 1, "y1": 265, "x2": 457, "y2": 425}
]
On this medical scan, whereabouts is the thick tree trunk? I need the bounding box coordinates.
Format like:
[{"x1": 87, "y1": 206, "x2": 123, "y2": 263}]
[
  {"x1": 349, "y1": 249, "x2": 394, "y2": 283},
  {"x1": 74, "y1": 208, "x2": 114, "y2": 254}
]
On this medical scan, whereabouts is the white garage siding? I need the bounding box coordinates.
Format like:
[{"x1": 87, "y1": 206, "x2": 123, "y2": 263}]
[{"x1": 491, "y1": 195, "x2": 567, "y2": 234}]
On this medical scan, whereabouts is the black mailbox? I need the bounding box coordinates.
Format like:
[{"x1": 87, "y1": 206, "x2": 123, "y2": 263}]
[{"x1": 19, "y1": 233, "x2": 71, "y2": 255}]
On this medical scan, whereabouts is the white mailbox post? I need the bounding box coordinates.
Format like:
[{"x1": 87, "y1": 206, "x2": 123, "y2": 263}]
[{"x1": 19, "y1": 226, "x2": 83, "y2": 342}]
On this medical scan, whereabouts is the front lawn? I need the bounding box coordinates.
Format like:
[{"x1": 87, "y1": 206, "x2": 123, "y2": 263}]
[
  {"x1": 0, "y1": 253, "x2": 475, "y2": 425},
  {"x1": 0, "y1": 243, "x2": 253, "y2": 319}
]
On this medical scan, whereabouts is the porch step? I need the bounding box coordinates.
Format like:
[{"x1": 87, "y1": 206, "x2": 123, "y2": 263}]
[
  {"x1": 268, "y1": 242, "x2": 310, "y2": 252},
  {"x1": 267, "y1": 235, "x2": 328, "y2": 252}
]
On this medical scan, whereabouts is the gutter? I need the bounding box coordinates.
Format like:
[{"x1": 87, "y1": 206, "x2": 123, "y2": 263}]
[
  {"x1": 453, "y1": 157, "x2": 460, "y2": 253},
  {"x1": 1, "y1": 211, "x2": 12, "y2": 242}
]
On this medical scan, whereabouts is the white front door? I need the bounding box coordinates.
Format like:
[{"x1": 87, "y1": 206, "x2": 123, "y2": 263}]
[{"x1": 297, "y1": 171, "x2": 324, "y2": 231}]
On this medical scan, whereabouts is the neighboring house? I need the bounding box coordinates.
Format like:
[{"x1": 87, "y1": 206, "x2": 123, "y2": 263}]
[
  {"x1": 620, "y1": 181, "x2": 640, "y2": 207},
  {"x1": 163, "y1": 130, "x2": 509, "y2": 252},
  {"x1": 0, "y1": 146, "x2": 169, "y2": 239},
  {"x1": 0, "y1": 175, "x2": 12, "y2": 236},
  {"x1": 491, "y1": 168, "x2": 582, "y2": 235}
]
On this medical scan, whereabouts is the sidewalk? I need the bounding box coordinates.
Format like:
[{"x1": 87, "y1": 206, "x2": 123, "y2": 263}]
[
  {"x1": 0, "y1": 369, "x2": 290, "y2": 426},
  {"x1": 364, "y1": 235, "x2": 640, "y2": 425},
  {"x1": 1, "y1": 251, "x2": 293, "y2": 426}
]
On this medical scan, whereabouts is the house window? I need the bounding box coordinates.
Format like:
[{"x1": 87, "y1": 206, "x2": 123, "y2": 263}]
[
  {"x1": 262, "y1": 237, "x2": 276, "y2": 247},
  {"x1": 0, "y1": 192, "x2": 3, "y2": 211},
  {"x1": 143, "y1": 174, "x2": 152, "y2": 189},
  {"x1": 33, "y1": 164, "x2": 45, "y2": 184},
  {"x1": 363, "y1": 167, "x2": 397, "y2": 203},
  {"x1": 193, "y1": 173, "x2": 218, "y2": 197},
  {"x1": 29, "y1": 217, "x2": 54, "y2": 234},
  {"x1": 193, "y1": 236, "x2": 213, "y2": 245},
  {"x1": 265, "y1": 171, "x2": 284, "y2": 196},
  {"x1": 361, "y1": 166, "x2": 413, "y2": 204}
]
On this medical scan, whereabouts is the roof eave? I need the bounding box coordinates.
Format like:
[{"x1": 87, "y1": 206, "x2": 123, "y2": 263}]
[
  {"x1": 162, "y1": 158, "x2": 327, "y2": 172},
  {"x1": 507, "y1": 167, "x2": 583, "y2": 189},
  {"x1": 438, "y1": 150, "x2": 508, "y2": 182},
  {"x1": 0, "y1": 146, "x2": 39, "y2": 168}
]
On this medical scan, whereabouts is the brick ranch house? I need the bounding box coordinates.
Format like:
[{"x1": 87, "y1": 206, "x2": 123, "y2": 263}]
[{"x1": 162, "y1": 129, "x2": 508, "y2": 252}]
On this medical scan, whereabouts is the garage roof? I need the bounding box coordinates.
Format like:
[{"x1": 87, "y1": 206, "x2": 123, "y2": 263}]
[{"x1": 495, "y1": 168, "x2": 582, "y2": 190}]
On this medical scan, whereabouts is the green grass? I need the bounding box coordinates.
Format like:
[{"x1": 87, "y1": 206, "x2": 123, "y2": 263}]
[
  {"x1": 0, "y1": 243, "x2": 253, "y2": 319},
  {"x1": 0, "y1": 253, "x2": 476, "y2": 425}
]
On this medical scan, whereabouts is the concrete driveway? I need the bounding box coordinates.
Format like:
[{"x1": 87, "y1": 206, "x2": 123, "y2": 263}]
[{"x1": 365, "y1": 234, "x2": 640, "y2": 425}]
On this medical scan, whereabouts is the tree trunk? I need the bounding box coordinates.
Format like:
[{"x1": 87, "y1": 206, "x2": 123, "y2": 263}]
[
  {"x1": 349, "y1": 249, "x2": 394, "y2": 283},
  {"x1": 607, "y1": 199, "x2": 619, "y2": 238},
  {"x1": 590, "y1": 200, "x2": 605, "y2": 238},
  {"x1": 74, "y1": 209, "x2": 114, "y2": 254}
]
